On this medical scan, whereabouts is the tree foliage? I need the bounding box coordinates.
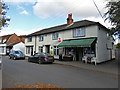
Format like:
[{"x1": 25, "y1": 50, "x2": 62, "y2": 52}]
[
  {"x1": 115, "y1": 43, "x2": 120, "y2": 48},
  {"x1": 105, "y1": 0, "x2": 120, "y2": 38},
  {"x1": 0, "y1": 1, "x2": 10, "y2": 30}
]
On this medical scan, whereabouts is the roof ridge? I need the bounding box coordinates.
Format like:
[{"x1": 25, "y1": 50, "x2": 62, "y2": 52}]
[{"x1": 26, "y1": 20, "x2": 103, "y2": 37}]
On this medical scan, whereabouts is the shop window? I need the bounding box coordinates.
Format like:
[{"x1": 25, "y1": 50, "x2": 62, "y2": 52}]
[
  {"x1": 27, "y1": 37, "x2": 32, "y2": 42},
  {"x1": 73, "y1": 27, "x2": 85, "y2": 37},
  {"x1": 54, "y1": 46, "x2": 59, "y2": 55},
  {"x1": 39, "y1": 46, "x2": 43, "y2": 53},
  {"x1": 52, "y1": 32, "x2": 58, "y2": 40},
  {"x1": 39, "y1": 35, "x2": 44, "y2": 41}
]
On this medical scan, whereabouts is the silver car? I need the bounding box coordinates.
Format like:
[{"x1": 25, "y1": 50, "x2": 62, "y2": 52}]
[{"x1": 9, "y1": 50, "x2": 25, "y2": 60}]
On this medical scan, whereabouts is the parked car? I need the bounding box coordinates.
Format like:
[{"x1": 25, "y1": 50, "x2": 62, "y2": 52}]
[
  {"x1": 28, "y1": 53, "x2": 54, "y2": 64},
  {"x1": 9, "y1": 50, "x2": 25, "y2": 60}
]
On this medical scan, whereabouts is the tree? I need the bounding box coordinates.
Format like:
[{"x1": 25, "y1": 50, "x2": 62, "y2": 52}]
[
  {"x1": 0, "y1": 1, "x2": 10, "y2": 30},
  {"x1": 104, "y1": 0, "x2": 120, "y2": 38},
  {"x1": 115, "y1": 43, "x2": 120, "y2": 48}
]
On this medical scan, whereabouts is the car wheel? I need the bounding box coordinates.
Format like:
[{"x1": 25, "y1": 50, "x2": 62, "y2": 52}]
[
  {"x1": 38, "y1": 60, "x2": 42, "y2": 64},
  {"x1": 9, "y1": 56, "x2": 11, "y2": 59},
  {"x1": 13, "y1": 56, "x2": 16, "y2": 60}
]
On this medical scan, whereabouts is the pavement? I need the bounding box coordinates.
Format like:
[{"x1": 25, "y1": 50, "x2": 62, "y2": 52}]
[{"x1": 54, "y1": 59, "x2": 119, "y2": 75}]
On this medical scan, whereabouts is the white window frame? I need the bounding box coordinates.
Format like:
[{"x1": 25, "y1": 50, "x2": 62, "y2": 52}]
[
  {"x1": 52, "y1": 32, "x2": 58, "y2": 40},
  {"x1": 2, "y1": 46, "x2": 4, "y2": 53},
  {"x1": 27, "y1": 37, "x2": 32, "y2": 42},
  {"x1": 73, "y1": 27, "x2": 85, "y2": 37},
  {"x1": 39, "y1": 35, "x2": 44, "y2": 41},
  {"x1": 54, "y1": 46, "x2": 59, "y2": 55},
  {"x1": 39, "y1": 46, "x2": 43, "y2": 53},
  {"x1": 26, "y1": 46, "x2": 33, "y2": 55}
]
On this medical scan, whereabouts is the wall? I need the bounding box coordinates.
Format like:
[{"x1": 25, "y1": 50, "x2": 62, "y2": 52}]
[
  {"x1": 25, "y1": 25, "x2": 98, "y2": 57},
  {"x1": 25, "y1": 36, "x2": 35, "y2": 56},
  {"x1": 97, "y1": 26, "x2": 114, "y2": 63},
  {"x1": 0, "y1": 44, "x2": 6, "y2": 55}
]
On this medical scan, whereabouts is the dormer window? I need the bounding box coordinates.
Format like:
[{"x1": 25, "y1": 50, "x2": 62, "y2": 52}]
[{"x1": 27, "y1": 36, "x2": 32, "y2": 42}]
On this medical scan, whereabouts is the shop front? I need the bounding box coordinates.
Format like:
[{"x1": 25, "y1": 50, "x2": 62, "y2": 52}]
[{"x1": 58, "y1": 38, "x2": 96, "y2": 61}]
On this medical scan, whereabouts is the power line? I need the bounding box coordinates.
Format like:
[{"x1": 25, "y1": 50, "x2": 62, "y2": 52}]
[
  {"x1": 92, "y1": 0, "x2": 109, "y2": 28},
  {"x1": 92, "y1": 0, "x2": 104, "y2": 19}
]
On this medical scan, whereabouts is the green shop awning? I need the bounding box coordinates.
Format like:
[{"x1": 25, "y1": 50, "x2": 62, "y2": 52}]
[{"x1": 58, "y1": 38, "x2": 96, "y2": 47}]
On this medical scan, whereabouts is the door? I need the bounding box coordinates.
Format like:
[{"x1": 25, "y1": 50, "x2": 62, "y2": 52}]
[
  {"x1": 31, "y1": 47, "x2": 33, "y2": 56},
  {"x1": 79, "y1": 48, "x2": 83, "y2": 61},
  {"x1": 45, "y1": 45, "x2": 50, "y2": 53},
  {"x1": 76, "y1": 47, "x2": 79, "y2": 61},
  {"x1": 76, "y1": 47, "x2": 83, "y2": 61}
]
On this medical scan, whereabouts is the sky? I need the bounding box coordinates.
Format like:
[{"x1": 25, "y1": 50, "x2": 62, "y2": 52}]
[{"x1": 0, "y1": 0, "x2": 111, "y2": 36}]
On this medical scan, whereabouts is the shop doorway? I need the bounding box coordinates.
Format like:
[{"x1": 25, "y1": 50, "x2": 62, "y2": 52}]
[
  {"x1": 45, "y1": 45, "x2": 50, "y2": 53},
  {"x1": 76, "y1": 47, "x2": 83, "y2": 61}
]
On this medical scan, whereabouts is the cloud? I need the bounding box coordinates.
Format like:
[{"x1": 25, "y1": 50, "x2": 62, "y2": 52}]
[
  {"x1": 4, "y1": 0, "x2": 36, "y2": 5},
  {"x1": 17, "y1": 5, "x2": 24, "y2": 10},
  {"x1": 84, "y1": 16, "x2": 111, "y2": 28},
  {"x1": 4, "y1": 0, "x2": 36, "y2": 3},
  {"x1": 0, "y1": 27, "x2": 43, "y2": 36},
  {"x1": 33, "y1": 0, "x2": 108, "y2": 18},
  {"x1": 20, "y1": 10, "x2": 29, "y2": 15}
]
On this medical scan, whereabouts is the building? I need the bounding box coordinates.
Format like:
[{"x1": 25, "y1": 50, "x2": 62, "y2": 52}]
[
  {"x1": 12, "y1": 42, "x2": 25, "y2": 54},
  {"x1": 25, "y1": 14, "x2": 115, "y2": 63},
  {"x1": 0, "y1": 33, "x2": 25, "y2": 55}
]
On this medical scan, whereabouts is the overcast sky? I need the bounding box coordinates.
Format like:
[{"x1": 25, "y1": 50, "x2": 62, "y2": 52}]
[{"x1": 0, "y1": 0, "x2": 111, "y2": 36}]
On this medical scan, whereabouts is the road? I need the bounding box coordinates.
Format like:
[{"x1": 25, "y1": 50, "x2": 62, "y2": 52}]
[{"x1": 2, "y1": 56, "x2": 118, "y2": 88}]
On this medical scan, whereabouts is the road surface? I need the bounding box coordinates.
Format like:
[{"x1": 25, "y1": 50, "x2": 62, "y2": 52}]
[{"x1": 2, "y1": 56, "x2": 118, "y2": 88}]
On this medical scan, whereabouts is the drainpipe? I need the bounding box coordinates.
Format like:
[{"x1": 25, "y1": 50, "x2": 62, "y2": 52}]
[{"x1": 35, "y1": 35, "x2": 37, "y2": 53}]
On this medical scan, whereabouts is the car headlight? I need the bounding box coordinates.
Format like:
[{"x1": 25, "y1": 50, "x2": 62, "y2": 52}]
[{"x1": 16, "y1": 54, "x2": 20, "y2": 57}]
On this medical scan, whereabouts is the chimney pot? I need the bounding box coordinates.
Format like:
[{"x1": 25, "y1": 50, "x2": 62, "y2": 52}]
[{"x1": 67, "y1": 13, "x2": 73, "y2": 25}]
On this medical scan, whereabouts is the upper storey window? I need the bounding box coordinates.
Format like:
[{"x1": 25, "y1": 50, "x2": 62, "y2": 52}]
[
  {"x1": 27, "y1": 36, "x2": 32, "y2": 42},
  {"x1": 73, "y1": 27, "x2": 85, "y2": 37},
  {"x1": 52, "y1": 32, "x2": 58, "y2": 40}
]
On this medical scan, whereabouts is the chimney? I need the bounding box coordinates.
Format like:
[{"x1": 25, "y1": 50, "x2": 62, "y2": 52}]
[{"x1": 67, "y1": 13, "x2": 73, "y2": 25}]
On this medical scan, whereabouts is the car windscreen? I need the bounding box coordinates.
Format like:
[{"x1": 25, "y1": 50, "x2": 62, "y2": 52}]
[
  {"x1": 19, "y1": 51, "x2": 24, "y2": 54},
  {"x1": 15, "y1": 51, "x2": 19, "y2": 54}
]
